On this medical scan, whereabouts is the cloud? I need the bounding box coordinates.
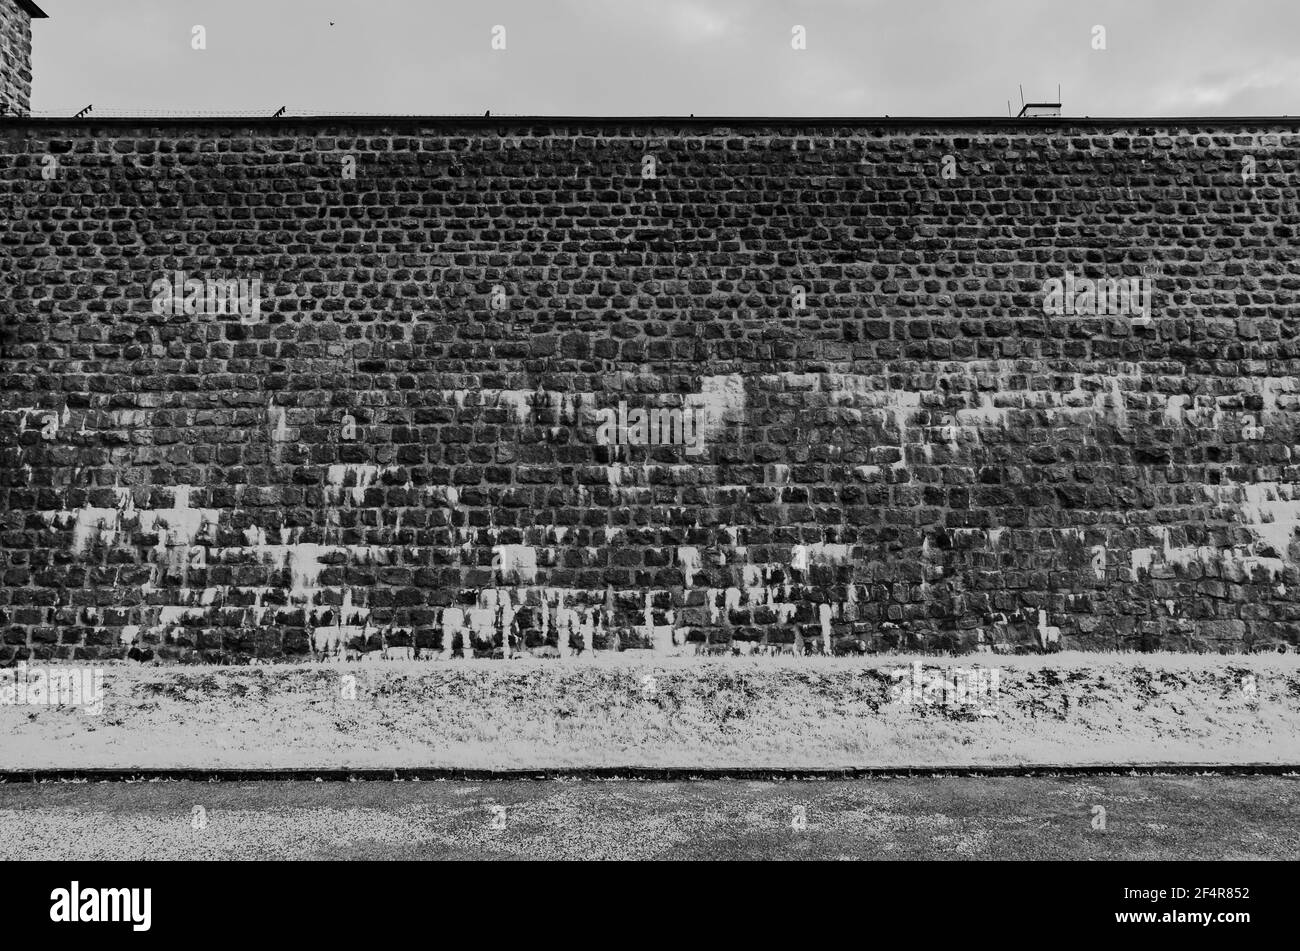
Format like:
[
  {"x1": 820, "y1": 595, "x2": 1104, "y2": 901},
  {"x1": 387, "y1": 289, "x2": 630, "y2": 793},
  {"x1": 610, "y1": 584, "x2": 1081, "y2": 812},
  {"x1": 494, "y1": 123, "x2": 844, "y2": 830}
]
[
  {"x1": 1156, "y1": 60, "x2": 1300, "y2": 113},
  {"x1": 662, "y1": 1, "x2": 732, "y2": 43},
  {"x1": 29, "y1": 0, "x2": 1300, "y2": 117}
]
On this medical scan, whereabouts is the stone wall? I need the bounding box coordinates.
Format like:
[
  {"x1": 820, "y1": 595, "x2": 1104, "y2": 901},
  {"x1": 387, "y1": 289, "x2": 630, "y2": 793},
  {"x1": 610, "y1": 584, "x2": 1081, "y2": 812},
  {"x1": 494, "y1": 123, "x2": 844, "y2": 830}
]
[
  {"x1": 2, "y1": 117, "x2": 1299, "y2": 661},
  {"x1": 0, "y1": 0, "x2": 36, "y2": 117}
]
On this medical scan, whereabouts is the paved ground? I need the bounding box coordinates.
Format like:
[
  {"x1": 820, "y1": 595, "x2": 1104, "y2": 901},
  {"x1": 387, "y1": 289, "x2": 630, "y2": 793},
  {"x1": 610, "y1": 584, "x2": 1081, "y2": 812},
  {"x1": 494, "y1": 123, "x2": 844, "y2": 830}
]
[{"x1": 2, "y1": 775, "x2": 1296, "y2": 860}]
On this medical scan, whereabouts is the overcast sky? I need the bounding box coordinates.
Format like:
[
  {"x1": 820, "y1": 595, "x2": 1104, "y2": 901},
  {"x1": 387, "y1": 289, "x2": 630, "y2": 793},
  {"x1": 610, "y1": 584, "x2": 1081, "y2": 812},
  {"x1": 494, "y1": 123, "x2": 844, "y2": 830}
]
[{"x1": 26, "y1": 0, "x2": 1300, "y2": 117}]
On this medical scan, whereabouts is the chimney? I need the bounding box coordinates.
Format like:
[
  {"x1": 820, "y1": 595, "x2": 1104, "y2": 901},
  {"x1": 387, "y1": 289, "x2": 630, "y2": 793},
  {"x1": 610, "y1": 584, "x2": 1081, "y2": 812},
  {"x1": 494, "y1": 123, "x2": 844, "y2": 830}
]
[{"x1": 1, "y1": 0, "x2": 46, "y2": 117}]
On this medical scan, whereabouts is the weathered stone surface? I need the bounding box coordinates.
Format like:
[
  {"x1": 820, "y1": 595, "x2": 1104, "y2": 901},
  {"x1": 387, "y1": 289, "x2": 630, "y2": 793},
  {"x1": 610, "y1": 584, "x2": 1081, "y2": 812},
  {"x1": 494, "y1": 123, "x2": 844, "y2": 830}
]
[
  {"x1": 0, "y1": 0, "x2": 36, "y2": 117},
  {"x1": 1, "y1": 118, "x2": 1299, "y2": 661}
]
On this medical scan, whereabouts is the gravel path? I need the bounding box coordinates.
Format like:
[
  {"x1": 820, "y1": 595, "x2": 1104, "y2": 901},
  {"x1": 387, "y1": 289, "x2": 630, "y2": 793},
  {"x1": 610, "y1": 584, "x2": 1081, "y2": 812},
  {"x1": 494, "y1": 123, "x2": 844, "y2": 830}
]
[{"x1": 3, "y1": 775, "x2": 1296, "y2": 860}]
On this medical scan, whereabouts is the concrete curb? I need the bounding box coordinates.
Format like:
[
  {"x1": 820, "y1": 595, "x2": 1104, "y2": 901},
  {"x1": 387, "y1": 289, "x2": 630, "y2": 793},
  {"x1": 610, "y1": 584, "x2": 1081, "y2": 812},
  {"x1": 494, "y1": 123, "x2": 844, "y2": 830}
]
[{"x1": 2, "y1": 764, "x2": 1298, "y2": 782}]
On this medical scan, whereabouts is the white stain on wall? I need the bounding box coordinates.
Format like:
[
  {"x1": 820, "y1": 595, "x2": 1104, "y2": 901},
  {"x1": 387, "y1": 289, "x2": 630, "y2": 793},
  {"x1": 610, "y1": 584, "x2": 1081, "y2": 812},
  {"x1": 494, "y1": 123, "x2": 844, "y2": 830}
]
[
  {"x1": 326, "y1": 464, "x2": 395, "y2": 504},
  {"x1": 693, "y1": 374, "x2": 746, "y2": 442},
  {"x1": 41, "y1": 486, "x2": 218, "y2": 557},
  {"x1": 790, "y1": 542, "x2": 853, "y2": 572},
  {"x1": 678, "y1": 546, "x2": 701, "y2": 587},
  {"x1": 492, "y1": 545, "x2": 538, "y2": 583}
]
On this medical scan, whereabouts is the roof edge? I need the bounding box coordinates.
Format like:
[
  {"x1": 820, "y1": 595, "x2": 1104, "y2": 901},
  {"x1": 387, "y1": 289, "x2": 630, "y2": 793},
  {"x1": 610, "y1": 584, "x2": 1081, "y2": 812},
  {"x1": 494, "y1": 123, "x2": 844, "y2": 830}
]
[
  {"x1": 2, "y1": 114, "x2": 1300, "y2": 128},
  {"x1": 14, "y1": 0, "x2": 49, "y2": 19}
]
